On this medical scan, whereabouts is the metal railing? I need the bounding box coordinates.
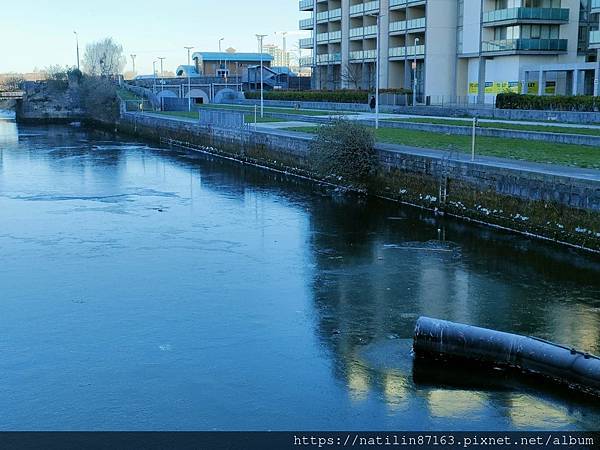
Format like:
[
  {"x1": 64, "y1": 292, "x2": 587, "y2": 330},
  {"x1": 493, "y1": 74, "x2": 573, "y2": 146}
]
[
  {"x1": 299, "y1": 17, "x2": 313, "y2": 29},
  {"x1": 389, "y1": 17, "x2": 426, "y2": 33},
  {"x1": 481, "y1": 38, "x2": 568, "y2": 52},
  {"x1": 482, "y1": 7, "x2": 569, "y2": 23},
  {"x1": 350, "y1": 1, "x2": 380, "y2": 16},
  {"x1": 389, "y1": 44, "x2": 425, "y2": 58},
  {"x1": 349, "y1": 25, "x2": 378, "y2": 38}
]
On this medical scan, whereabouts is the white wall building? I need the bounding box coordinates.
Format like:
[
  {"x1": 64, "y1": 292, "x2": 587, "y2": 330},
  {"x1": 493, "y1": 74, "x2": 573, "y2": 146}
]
[{"x1": 298, "y1": 0, "x2": 600, "y2": 103}]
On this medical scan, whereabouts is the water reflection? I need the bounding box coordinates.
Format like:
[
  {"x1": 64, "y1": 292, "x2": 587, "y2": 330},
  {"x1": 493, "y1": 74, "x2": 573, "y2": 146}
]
[{"x1": 0, "y1": 115, "x2": 599, "y2": 431}]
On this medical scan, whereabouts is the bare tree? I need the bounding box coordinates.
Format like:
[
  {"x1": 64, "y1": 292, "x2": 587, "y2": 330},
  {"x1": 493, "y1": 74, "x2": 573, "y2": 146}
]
[
  {"x1": 83, "y1": 38, "x2": 126, "y2": 76},
  {"x1": 0, "y1": 74, "x2": 24, "y2": 91},
  {"x1": 340, "y1": 64, "x2": 362, "y2": 89}
]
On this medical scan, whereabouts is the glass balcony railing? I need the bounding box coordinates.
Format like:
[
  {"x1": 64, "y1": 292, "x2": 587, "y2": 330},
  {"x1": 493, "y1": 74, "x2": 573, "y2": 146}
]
[
  {"x1": 299, "y1": 56, "x2": 314, "y2": 67},
  {"x1": 390, "y1": 0, "x2": 425, "y2": 7},
  {"x1": 350, "y1": 1, "x2": 380, "y2": 16},
  {"x1": 299, "y1": 0, "x2": 313, "y2": 10},
  {"x1": 299, "y1": 37, "x2": 313, "y2": 48},
  {"x1": 349, "y1": 50, "x2": 377, "y2": 60},
  {"x1": 349, "y1": 25, "x2": 378, "y2": 38},
  {"x1": 317, "y1": 53, "x2": 342, "y2": 64},
  {"x1": 389, "y1": 17, "x2": 425, "y2": 33},
  {"x1": 388, "y1": 45, "x2": 424, "y2": 58},
  {"x1": 481, "y1": 38, "x2": 568, "y2": 52},
  {"x1": 590, "y1": 30, "x2": 600, "y2": 46},
  {"x1": 316, "y1": 8, "x2": 342, "y2": 23},
  {"x1": 299, "y1": 17, "x2": 313, "y2": 29},
  {"x1": 592, "y1": 0, "x2": 600, "y2": 11},
  {"x1": 483, "y1": 7, "x2": 569, "y2": 23},
  {"x1": 317, "y1": 31, "x2": 342, "y2": 42}
]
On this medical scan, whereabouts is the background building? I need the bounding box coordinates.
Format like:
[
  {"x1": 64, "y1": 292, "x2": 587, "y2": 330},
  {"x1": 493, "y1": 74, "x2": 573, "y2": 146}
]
[
  {"x1": 190, "y1": 51, "x2": 273, "y2": 79},
  {"x1": 298, "y1": 0, "x2": 600, "y2": 103}
]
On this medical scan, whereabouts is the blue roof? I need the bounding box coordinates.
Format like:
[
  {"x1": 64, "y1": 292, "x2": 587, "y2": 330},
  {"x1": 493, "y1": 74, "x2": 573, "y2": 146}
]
[
  {"x1": 192, "y1": 52, "x2": 273, "y2": 62},
  {"x1": 176, "y1": 65, "x2": 200, "y2": 77}
]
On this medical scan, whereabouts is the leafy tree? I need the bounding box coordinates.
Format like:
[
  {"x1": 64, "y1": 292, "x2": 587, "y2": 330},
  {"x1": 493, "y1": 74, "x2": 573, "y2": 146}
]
[
  {"x1": 309, "y1": 120, "x2": 377, "y2": 189},
  {"x1": 82, "y1": 38, "x2": 126, "y2": 76}
]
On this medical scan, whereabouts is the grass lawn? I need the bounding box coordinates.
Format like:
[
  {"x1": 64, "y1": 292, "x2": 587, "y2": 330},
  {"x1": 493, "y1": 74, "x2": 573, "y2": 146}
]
[
  {"x1": 157, "y1": 110, "x2": 283, "y2": 123},
  {"x1": 385, "y1": 117, "x2": 600, "y2": 137},
  {"x1": 117, "y1": 88, "x2": 143, "y2": 101},
  {"x1": 284, "y1": 126, "x2": 600, "y2": 169}
]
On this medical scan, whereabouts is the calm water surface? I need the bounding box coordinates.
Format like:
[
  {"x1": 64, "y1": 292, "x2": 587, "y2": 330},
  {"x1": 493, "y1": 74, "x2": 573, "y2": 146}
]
[{"x1": 1, "y1": 113, "x2": 599, "y2": 431}]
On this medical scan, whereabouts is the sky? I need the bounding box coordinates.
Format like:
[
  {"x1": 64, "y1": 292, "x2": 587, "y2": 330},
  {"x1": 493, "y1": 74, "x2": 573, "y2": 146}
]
[{"x1": 0, "y1": 0, "x2": 308, "y2": 74}]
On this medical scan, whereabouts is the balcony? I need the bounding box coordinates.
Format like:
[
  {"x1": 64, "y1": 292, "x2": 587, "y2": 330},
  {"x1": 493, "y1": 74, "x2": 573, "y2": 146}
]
[
  {"x1": 481, "y1": 38, "x2": 568, "y2": 54},
  {"x1": 299, "y1": 56, "x2": 314, "y2": 67},
  {"x1": 316, "y1": 8, "x2": 342, "y2": 23},
  {"x1": 317, "y1": 53, "x2": 342, "y2": 64},
  {"x1": 349, "y1": 25, "x2": 378, "y2": 39},
  {"x1": 389, "y1": 17, "x2": 426, "y2": 34},
  {"x1": 350, "y1": 1, "x2": 380, "y2": 17},
  {"x1": 349, "y1": 49, "x2": 377, "y2": 61},
  {"x1": 389, "y1": 44, "x2": 425, "y2": 59},
  {"x1": 482, "y1": 8, "x2": 569, "y2": 26},
  {"x1": 590, "y1": 30, "x2": 600, "y2": 49},
  {"x1": 390, "y1": 0, "x2": 426, "y2": 9},
  {"x1": 592, "y1": 0, "x2": 600, "y2": 13},
  {"x1": 299, "y1": 17, "x2": 313, "y2": 30},
  {"x1": 299, "y1": 0, "x2": 313, "y2": 11},
  {"x1": 299, "y1": 37, "x2": 314, "y2": 49},
  {"x1": 316, "y1": 31, "x2": 342, "y2": 43}
]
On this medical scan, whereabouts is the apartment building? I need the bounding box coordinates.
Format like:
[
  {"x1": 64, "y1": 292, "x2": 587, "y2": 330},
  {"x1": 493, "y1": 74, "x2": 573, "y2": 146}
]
[{"x1": 298, "y1": 0, "x2": 600, "y2": 102}]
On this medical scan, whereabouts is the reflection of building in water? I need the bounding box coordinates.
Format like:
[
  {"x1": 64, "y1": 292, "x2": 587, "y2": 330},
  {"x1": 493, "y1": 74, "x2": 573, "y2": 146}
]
[
  {"x1": 425, "y1": 390, "x2": 487, "y2": 419},
  {"x1": 507, "y1": 395, "x2": 572, "y2": 429},
  {"x1": 306, "y1": 193, "x2": 600, "y2": 425},
  {"x1": 545, "y1": 303, "x2": 600, "y2": 354}
]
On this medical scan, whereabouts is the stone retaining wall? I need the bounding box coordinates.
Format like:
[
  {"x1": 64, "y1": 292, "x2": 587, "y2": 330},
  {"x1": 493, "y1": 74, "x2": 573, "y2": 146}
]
[{"x1": 115, "y1": 112, "x2": 600, "y2": 252}]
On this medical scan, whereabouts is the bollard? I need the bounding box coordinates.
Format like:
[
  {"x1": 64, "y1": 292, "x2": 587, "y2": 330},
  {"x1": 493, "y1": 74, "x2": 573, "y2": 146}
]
[{"x1": 413, "y1": 316, "x2": 600, "y2": 396}]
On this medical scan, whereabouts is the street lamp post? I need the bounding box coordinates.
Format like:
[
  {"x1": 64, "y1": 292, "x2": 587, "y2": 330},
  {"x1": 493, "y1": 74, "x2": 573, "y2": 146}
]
[
  {"x1": 413, "y1": 37, "x2": 420, "y2": 107},
  {"x1": 368, "y1": 13, "x2": 382, "y2": 129},
  {"x1": 153, "y1": 60, "x2": 157, "y2": 93},
  {"x1": 184, "y1": 46, "x2": 194, "y2": 112},
  {"x1": 256, "y1": 34, "x2": 267, "y2": 118},
  {"x1": 73, "y1": 31, "x2": 80, "y2": 71},
  {"x1": 218, "y1": 38, "x2": 224, "y2": 77}
]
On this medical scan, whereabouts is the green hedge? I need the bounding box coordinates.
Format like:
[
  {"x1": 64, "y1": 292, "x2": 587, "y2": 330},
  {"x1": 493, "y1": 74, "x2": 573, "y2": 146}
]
[
  {"x1": 244, "y1": 89, "x2": 411, "y2": 104},
  {"x1": 496, "y1": 93, "x2": 600, "y2": 112}
]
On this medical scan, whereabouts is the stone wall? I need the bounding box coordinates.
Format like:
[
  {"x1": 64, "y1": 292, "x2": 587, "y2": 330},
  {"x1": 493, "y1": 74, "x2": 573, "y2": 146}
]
[
  {"x1": 115, "y1": 112, "x2": 600, "y2": 252},
  {"x1": 16, "y1": 80, "x2": 84, "y2": 123}
]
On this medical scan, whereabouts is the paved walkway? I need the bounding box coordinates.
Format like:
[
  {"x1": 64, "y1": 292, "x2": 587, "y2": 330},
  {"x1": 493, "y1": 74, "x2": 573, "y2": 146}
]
[{"x1": 139, "y1": 112, "x2": 600, "y2": 182}]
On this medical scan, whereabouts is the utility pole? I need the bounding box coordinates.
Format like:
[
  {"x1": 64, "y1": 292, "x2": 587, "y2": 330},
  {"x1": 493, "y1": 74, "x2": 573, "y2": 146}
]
[
  {"x1": 184, "y1": 46, "x2": 194, "y2": 112},
  {"x1": 73, "y1": 31, "x2": 80, "y2": 71},
  {"x1": 282, "y1": 32, "x2": 288, "y2": 68},
  {"x1": 256, "y1": 34, "x2": 267, "y2": 118},
  {"x1": 153, "y1": 60, "x2": 157, "y2": 93},
  {"x1": 130, "y1": 54, "x2": 137, "y2": 77}
]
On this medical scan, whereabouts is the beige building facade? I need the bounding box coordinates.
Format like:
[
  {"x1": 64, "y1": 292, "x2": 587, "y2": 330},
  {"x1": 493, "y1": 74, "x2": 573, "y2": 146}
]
[{"x1": 299, "y1": 0, "x2": 600, "y2": 103}]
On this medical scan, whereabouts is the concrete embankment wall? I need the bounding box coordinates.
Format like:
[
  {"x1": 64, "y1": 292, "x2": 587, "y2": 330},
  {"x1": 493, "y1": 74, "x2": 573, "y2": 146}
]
[{"x1": 116, "y1": 112, "x2": 600, "y2": 252}]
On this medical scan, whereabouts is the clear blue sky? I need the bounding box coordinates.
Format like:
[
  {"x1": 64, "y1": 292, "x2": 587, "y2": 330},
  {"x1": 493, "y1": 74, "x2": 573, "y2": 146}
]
[{"x1": 1, "y1": 0, "x2": 308, "y2": 74}]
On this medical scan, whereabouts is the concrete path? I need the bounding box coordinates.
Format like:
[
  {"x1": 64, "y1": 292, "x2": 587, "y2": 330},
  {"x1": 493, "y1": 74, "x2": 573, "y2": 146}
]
[{"x1": 139, "y1": 112, "x2": 600, "y2": 182}]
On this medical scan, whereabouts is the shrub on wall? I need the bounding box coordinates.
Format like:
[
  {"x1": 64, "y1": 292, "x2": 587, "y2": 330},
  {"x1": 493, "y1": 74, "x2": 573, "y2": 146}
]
[
  {"x1": 244, "y1": 89, "x2": 411, "y2": 104},
  {"x1": 496, "y1": 93, "x2": 600, "y2": 112},
  {"x1": 308, "y1": 120, "x2": 377, "y2": 189},
  {"x1": 80, "y1": 76, "x2": 119, "y2": 122}
]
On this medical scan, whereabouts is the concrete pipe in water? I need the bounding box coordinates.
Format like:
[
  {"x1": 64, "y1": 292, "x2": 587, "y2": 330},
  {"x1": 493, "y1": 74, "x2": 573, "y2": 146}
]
[{"x1": 413, "y1": 316, "x2": 600, "y2": 397}]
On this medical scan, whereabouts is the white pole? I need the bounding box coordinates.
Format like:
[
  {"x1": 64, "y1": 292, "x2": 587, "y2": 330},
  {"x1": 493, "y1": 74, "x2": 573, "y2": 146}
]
[
  {"x1": 185, "y1": 46, "x2": 194, "y2": 112},
  {"x1": 256, "y1": 34, "x2": 267, "y2": 118},
  {"x1": 471, "y1": 117, "x2": 477, "y2": 161},
  {"x1": 375, "y1": 14, "x2": 380, "y2": 129},
  {"x1": 153, "y1": 61, "x2": 157, "y2": 93},
  {"x1": 254, "y1": 104, "x2": 258, "y2": 131},
  {"x1": 413, "y1": 38, "x2": 419, "y2": 107}
]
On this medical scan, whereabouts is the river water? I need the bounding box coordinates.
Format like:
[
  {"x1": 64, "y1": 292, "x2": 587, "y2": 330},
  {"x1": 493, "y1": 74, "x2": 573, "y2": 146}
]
[{"x1": 1, "y1": 112, "x2": 599, "y2": 431}]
